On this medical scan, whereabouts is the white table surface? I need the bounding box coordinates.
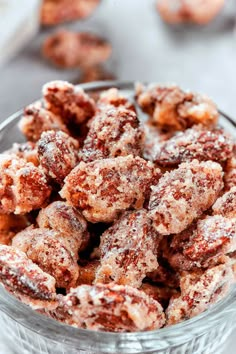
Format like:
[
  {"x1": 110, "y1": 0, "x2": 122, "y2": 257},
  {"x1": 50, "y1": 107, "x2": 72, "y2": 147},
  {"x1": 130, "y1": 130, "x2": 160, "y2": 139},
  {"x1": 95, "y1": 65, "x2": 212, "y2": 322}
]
[{"x1": 0, "y1": 0, "x2": 236, "y2": 352}]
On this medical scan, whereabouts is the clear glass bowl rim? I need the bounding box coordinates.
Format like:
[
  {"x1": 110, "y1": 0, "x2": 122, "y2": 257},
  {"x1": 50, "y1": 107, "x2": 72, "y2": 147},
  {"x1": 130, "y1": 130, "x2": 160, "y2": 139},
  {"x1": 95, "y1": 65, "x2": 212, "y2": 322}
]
[{"x1": 0, "y1": 80, "x2": 236, "y2": 353}]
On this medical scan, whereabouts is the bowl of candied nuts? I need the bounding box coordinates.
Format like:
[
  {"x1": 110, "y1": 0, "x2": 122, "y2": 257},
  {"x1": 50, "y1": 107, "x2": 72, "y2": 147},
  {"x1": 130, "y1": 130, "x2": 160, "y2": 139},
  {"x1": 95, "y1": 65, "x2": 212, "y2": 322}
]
[{"x1": 0, "y1": 80, "x2": 235, "y2": 354}]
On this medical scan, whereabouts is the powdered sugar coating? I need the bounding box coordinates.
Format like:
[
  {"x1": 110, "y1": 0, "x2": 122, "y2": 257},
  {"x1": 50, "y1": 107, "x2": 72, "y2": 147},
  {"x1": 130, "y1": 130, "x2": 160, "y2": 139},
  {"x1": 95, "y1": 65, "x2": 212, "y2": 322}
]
[
  {"x1": 80, "y1": 106, "x2": 143, "y2": 162},
  {"x1": 166, "y1": 263, "x2": 234, "y2": 325},
  {"x1": 0, "y1": 245, "x2": 56, "y2": 307},
  {"x1": 61, "y1": 155, "x2": 160, "y2": 223},
  {"x1": 0, "y1": 154, "x2": 51, "y2": 214},
  {"x1": 50, "y1": 283, "x2": 165, "y2": 332},
  {"x1": 155, "y1": 126, "x2": 233, "y2": 166},
  {"x1": 98, "y1": 88, "x2": 136, "y2": 112},
  {"x1": 95, "y1": 210, "x2": 160, "y2": 287},
  {"x1": 12, "y1": 228, "x2": 79, "y2": 289},
  {"x1": 37, "y1": 130, "x2": 79, "y2": 185},
  {"x1": 148, "y1": 160, "x2": 223, "y2": 235},
  {"x1": 213, "y1": 187, "x2": 236, "y2": 218},
  {"x1": 43, "y1": 81, "x2": 96, "y2": 125},
  {"x1": 136, "y1": 83, "x2": 218, "y2": 131},
  {"x1": 6, "y1": 142, "x2": 39, "y2": 166},
  {"x1": 19, "y1": 101, "x2": 68, "y2": 142}
]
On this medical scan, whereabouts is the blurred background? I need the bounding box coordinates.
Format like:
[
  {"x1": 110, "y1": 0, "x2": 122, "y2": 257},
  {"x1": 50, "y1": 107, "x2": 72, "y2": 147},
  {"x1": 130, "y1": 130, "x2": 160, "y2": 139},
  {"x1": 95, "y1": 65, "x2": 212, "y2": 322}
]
[{"x1": 0, "y1": 0, "x2": 236, "y2": 352}]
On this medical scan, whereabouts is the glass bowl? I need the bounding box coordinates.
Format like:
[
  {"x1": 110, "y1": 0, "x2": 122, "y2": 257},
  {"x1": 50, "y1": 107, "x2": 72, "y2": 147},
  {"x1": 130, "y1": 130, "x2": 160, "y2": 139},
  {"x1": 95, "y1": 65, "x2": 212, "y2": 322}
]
[{"x1": 0, "y1": 81, "x2": 236, "y2": 354}]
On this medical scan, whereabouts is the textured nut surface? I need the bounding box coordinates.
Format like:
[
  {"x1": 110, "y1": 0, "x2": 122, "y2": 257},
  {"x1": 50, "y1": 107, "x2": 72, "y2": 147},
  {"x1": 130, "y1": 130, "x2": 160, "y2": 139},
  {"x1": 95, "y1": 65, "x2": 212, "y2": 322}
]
[
  {"x1": 43, "y1": 81, "x2": 96, "y2": 125},
  {"x1": 224, "y1": 156, "x2": 236, "y2": 191},
  {"x1": 0, "y1": 245, "x2": 56, "y2": 307},
  {"x1": 148, "y1": 160, "x2": 223, "y2": 235},
  {"x1": 156, "y1": 0, "x2": 225, "y2": 25},
  {"x1": 213, "y1": 187, "x2": 236, "y2": 218},
  {"x1": 136, "y1": 83, "x2": 218, "y2": 131},
  {"x1": 155, "y1": 126, "x2": 233, "y2": 166},
  {"x1": 61, "y1": 155, "x2": 160, "y2": 223},
  {"x1": 80, "y1": 106, "x2": 143, "y2": 162},
  {"x1": 19, "y1": 101, "x2": 68, "y2": 142},
  {"x1": 41, "y1": 0, "x2": 100, "y2": 25},
  {"x1": 37, "y1": 130, "x2": 79, "y2": 185},
  {"x1": 77, "y1": 259, "x2": 100, "y2": 285},
  {"x1": 0, "y1": 154, "x2": 51, "y2": 214},
  {"x1": 12, "y1": 228, "x2": 79, "y2": 289},
  {"x1": 166, "y1": 263, "x2": 233, "y2": 325},
  {"x1": 95, "y1": 210, "x2": 160, "y2": 287},
  {"x1": 43, "y1": 30, "x2": 111, "y2": 69},
  {"x1": 50, "y1": 283, "x2": 165, "y2": 332},
  {"x1": 97, "y1": 88, "x2": 136, "y2": 112},
  {"x1": 6, "y1": 142, "x2": 39, "y2": 166},
  {"x1": 37, "y1": 201, "x2": 88, "y2": 252}
]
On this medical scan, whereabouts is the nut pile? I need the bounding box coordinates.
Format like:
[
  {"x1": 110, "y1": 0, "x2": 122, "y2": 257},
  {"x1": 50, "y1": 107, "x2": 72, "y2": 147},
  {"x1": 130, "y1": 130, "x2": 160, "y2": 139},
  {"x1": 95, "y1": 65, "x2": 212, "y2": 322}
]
[{"x1": 0, "y1": 81, "x2": 235, "y2": 332}]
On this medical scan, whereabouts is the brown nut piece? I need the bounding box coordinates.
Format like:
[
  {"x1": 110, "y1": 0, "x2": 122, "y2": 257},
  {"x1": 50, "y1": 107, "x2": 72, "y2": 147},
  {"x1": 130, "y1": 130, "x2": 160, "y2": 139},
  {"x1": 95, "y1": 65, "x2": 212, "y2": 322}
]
[
  {"x1": 12, "y1": 228, "x2": 79, "y2": 290},
  {"x1": 6, "y1": 142, "x2": 39, "y2": 166},
  {"x1": 155, "y1": 126, "x2": 233, "y2": 167},
  {"x1": 135, "y1": 83, "x2": 218, "y2": 131},
  {"x1": 37, "y1": 130, "x2": 79, "y2": 185},
  {"x1": 60, "y1": 155, "x2": 160, "y2": 223},
  {"x1": 212, "y1": 187, "x2": 236, "y2": 218},
  {"x1": 0, "y1": 214, "x2": 29, "y2": 246},
  {"x1": 0, "y1": 154, "x2": 51, "y2": 214},
  {"x1": 43, "y1": 81, "x2": 96, "y2": 125},
  {"x1": 148, "y1": 160, "x2": 223, "y2": 235},
  {"x1": 0, "y1": 245, "x2": 56, "y2": 309},
  {"x1": 166, "y1": 263, "x2": 233, "y2": 325},
  {"x1": 156, "y1": 0, "x2": 225, "y2": 25},
  {"x1": 97, "y1": 88, "x2": 136, "y2": 112},
  {"x1": 37, "y1": 201, "x2": 88, "y2": 252},
  {"x1": 95, "y1": 210, "x2": 160, "y2": 288},
  {"x1": 224, "y1": 155, "x2": 236, "y2": 191},
  {"x1": 50, "y1": 283, "x2": 165, "y2": 332},
  {"x1": 43, "y1": 30, "x2": 111, "y2": 69},
  {"x1": 77, "y1": 259, "x2": 100, "y2": 285},
  {"x1": 19, "y1": 101, "x2": 68, "y2": 142},
  {"x1": 80, "y1": 106, "x2": 143, "y2": 162},
  {"x1": 41, "y1": 0, "x2": 100, "y2": 26}
]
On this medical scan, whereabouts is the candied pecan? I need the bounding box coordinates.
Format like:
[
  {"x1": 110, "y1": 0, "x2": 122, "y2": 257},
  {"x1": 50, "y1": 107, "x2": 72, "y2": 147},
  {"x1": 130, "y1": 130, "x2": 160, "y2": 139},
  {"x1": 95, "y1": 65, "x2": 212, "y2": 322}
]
[
  {"x1": 95, "y1": 210, "x2": 160, "y2": 288},
  {"x1": 49, "y1": 283, "x2": 165, "y2": 332},
  {"x1": 37, "y1": 130, "x2": 79, "y2": 185},
  {"x1": 140, "y1": 283, "x2": 178, "y2": 309},
  {"x1": 77, "y1": 259, "x2": 100, "y2": 285},
  {"x1": 148, "y1": 160, "x2": 223, "y2": 235},
  {"x1": 0, "y1": 154, "x2": 51, "y2": 214},
  {"x1": 80, "y1": 106, "x2": 143, "y2": 162},
  {"x1": 135, "y1": 83, "x2": 218, "y2": 131},
  {"x1": 60, "y1": 155, "x2": 160, "y2": 223},
  {"x1": 224, "y1": 155, "x2": 236, "y2": 191},
  {"x1": 43, "y1": 81, "x2": 96, "y2": 125},
  {"x1": 0, "y1": 214, "x2": 29, "y2": 246},
  {"x1": 0, "y1": 245, "x2": 56, "y2": 308},
  {"x1": 43, "y1": 30, "x2": 111, "y2": 69},
  {"x1": 183, "y1": 216, "x2": 236, "y2": 264},
  {"x1": 155, "y1": 126, "x2": 233, "y2": 167},
  {"x1": 37, "y1": 201, "x2": 88, "y2": 252},
  {"x1": 212, "y1": 187, "x2": 236, "y2": 218},
  {"x1": 80, "y1": 65, "x2": 116, "y2": 83},
  {"x1": 12, "y1": 228, "x2": 79, "y2": 289},
  {"x1": 19, "y1": 101, "x2": 68, "y2": 142},
  {"x1": 41, "y1": 0, "x2": 100, "y2": 26},
  {"x1": 97, "y1": 88, "x2": 136, "y2": 112},
  {"x1": 166, "y1": 263, "x2": 233, "y2": 325},
  {"x1": 156, "y1": 0, "x2": 225, "y2": 25},
  {"x1": 6, "y1": 142, "x2": 39, "y2": 166}
]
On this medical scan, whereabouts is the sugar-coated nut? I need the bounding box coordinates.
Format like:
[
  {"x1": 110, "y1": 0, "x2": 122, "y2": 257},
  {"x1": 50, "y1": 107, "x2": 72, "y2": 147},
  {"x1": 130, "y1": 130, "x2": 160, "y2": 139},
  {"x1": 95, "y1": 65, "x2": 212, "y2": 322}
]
[
  {"x1": 0, "y1": 154, "x2": 51, "y2": 214},
  {"x1": 6, "y1": 142, "x2": 39, "y2": 166},
  {"x1": 43, "y1": 30, "x2": 111, "y2": 69},
  {"x1": 41, "y1": 0, "x2": 100, "y2": 26},
  {"x1": 140, "y1": 283, "x2": 178, "y2": 309},
  {"x1": 212, "y1": 187, "x2": 236, "y2": 218},
  {"x1": 80, "y1": 106, "x2": 143, "y2": 162},
  {"x1": 0, "y1": 214, "x2": 29, "y2": 246},
  {"x1": 37, "y1": 130, "x2": 79, "y2": 185},
  {"x1": 0, "y1": 245, "x2": 56, "y2": 308},
  {"x1": 98, "y1": 88, "x2": 136, "y2": 112},
  {"x1": 12, "y1": 228, "x2": 79, "y2": 290},
  {"x1": 135, "y1": 83, "x2": 218, "y2": 131},
  {"x1": 37, "y1": 201, "x2": 88, "y2": 252},
  {"x1": 166, "y1": 263, "x2": 233, "y2": 325},
  {"x1": 155, "y1": 125, "x2": 233, "y2": 166},
  {"x1": 156, "y1": 0, "x2": 225, "y2": 25},
  {"x1": 77, "y1": 259, "x2": 100, "y2": 285},
  {"x1": 43, "y1": 81, "x2": 96, "y2": 125},
  {"x1": 19, "y1": 101, "x2": 68, "y2": 142},
  {"x1": 224, "y1": 156, "x2": 236, "y2": 191},
  {"x1": 148, "y1": 160, "x2": 223, "y2": 235},
  {"x1": 95, "y1": 210, "x2": 160, "y2": 287},
  {"x1": 60, "y1": 155, "x2": 161, "y2": 223},
  {"x1": 49, "y1": 283, "x2": 165, "y2": 332}
]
